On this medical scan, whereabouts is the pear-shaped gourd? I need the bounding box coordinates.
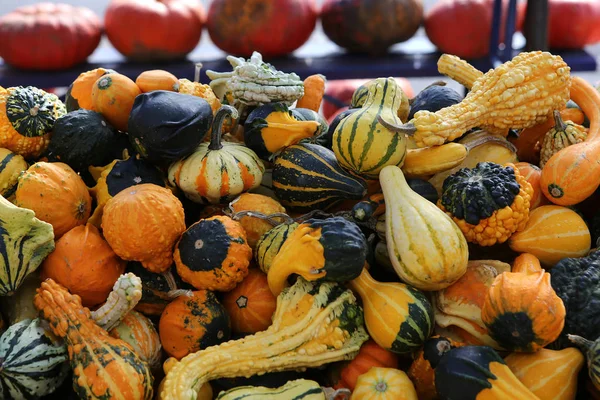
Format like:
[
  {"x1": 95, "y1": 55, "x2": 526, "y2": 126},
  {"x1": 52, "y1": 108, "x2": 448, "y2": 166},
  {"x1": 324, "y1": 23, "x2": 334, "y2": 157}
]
[
  {"x1": 332, "y1": 77, "x2": 407, "y2": 179},
  {"x1": 379, "y1": 165, "x2": 468, "y2": 291}
]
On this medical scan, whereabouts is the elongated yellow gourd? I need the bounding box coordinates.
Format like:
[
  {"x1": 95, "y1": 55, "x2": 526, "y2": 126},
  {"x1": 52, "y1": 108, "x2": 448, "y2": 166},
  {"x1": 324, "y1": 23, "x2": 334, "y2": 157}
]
[{"x1": 379, "y1": 165, "x2": 468, "y2": 291}]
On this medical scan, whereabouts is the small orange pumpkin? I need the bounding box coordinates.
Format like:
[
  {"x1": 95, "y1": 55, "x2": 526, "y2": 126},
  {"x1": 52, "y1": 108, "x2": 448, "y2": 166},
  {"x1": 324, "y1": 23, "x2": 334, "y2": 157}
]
[
  {"x1": 102, "y1": 183, "x2": 185, "y2": 273},
  {"x1": 41, "y1": 224, "x2": 125, "y2": 307},
  {"x1": 15, "y1": 162, "x2": 92, "y2": 238},
  {"x1": 221, "y1": 268, "x2": 277, "y2": 334},
  {"x1": 514, "y1": 162, "x2": 547, "y2": 210},
  {"x1": 351, "y1": 367, "x2": 418, "y2": 400},
  {"x1": 91, "y1": 72, "x2": 141, "y2": 131},
  {"x1": 229, "y1": 193, "x2": 287, "y2": 249},
  {"x1": 135, "y1": 70, "x2": 180, "y2": 93},
  {"x1": 65, "y1": 67, "x2": 115, "y2": 111},
  {"x1": 159, "y1": 290, "x2": 230, "y2": 360}
]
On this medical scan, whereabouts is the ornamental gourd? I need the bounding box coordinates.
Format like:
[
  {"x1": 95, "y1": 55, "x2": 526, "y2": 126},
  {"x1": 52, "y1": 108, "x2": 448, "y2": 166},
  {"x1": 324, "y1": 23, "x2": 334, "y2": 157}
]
[
  {"x1": 0, "y1": 148, "x2": 27, "y2": 200},
  {"x1": 0, "y1": 318, "x2": 69, "y2": 399},
  {"x1": 15, "y1": 162, "x2": 92, "y2": 238},
  {"x1": 380, "y1": 165, "x2": 468, "y2": 291},
  {"x1": 228, "y1": 194, "x2": 287, "y2": 249},
  {"x1": 136, "y1": 70, "x2": 180, "y2": 93},
  {"x1": 159, "y1": 290, "x2": 231, "y2": 360},
  {"x1": 267, "y1": 217, "x2": 367, "y2": 296},
  {"x1": 0, "y1": 86, "x2": 66, "y2": 159},
  {"x1": 481, "y1": 268, "x2": 566, "y2": 352},
  {"x1": 102, "y1": 184, "x2": 186, "y2": 273},
  {"x1": 351, "y1": 367, "x2": 418, "y2": 400},
  {"x1": 349, "y1": 268, "x2": 434, "y2": 354},
  {"x1": 41, "y1": 224, "x2": 126, "y2": 307},
  {"x1": 255, "y1": 222, "x2": 299, "y2": 274},
  {"x1": 333, "y1": 77, "x2": 407, "y2": 178},
  {"x1": 438, "y1": 162, "x2": 533, "y2": 247},
  {"x1": 216, "y1": 379, "x2": 330, "y2": 400},
  {"x1": 539, "y1": 110, "x2": 587, "y2": 167},
  {"x1": 35, "y1": 279, "x2": 154, "y2": 400},
  {"x1": 380, "y1": 52, "x2": 571, "y2": 147},
  {"x1": 568, "y1": 335, "x2": 600, "y2": 391},
  {"x1": 110, "y1": 310, "x2": 162, "y2": 371},
  {"x1": 514, "y1": 162, "x2": 547, "y2": 210},
  {"x1": 91, "y1": 72, "x2": 142, "y2": 132},
  {"x1": 159, "y1": 279, "x2": 369, "y2": 400},
  {"x1": 168, "y1": 106, "x2": 265, "y2": 204},
  {"x1": 174, "y1": 215, "x2": 252, "y2": 291},
  {"x1": 90, "y1": 273, "x2": 143, "y2": 332},
  {"x1": 0, "y1": 195, "x2": 54, "y2": 296},
  {"x1": 64, "y1": 68, "x2": 115, "y2": 112}
]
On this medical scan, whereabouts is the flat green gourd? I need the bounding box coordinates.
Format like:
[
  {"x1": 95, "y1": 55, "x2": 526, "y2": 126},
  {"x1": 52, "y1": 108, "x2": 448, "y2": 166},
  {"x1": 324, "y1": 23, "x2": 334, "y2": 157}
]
[
  {"x1": 0, "y1": 318, "x2": 69, "y2": 399},
  {"x1": 0, "y1": 195, "x2": 55, "y2": 296},
  {"x1": 333, "y1": 77, "x2": 407, "y2": 179}
]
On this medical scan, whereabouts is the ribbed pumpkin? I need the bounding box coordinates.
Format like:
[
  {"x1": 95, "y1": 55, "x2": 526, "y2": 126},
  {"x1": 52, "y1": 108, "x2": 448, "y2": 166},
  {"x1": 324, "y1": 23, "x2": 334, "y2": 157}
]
[
  {"x1": 110, "y1": 310, "x2": 162, "y2": 371},
  {"x1": 221, "y1": 268, "x2": 277, "y2": 334},
  {"x1": 504, "y1": 347, "x2": 585, "y2": 400},
  {"x1": 514, "y1": 162, "x2": 547, "y2": 210},
  {"x1": 0, "y1": 148, "x2": 27, "y2": 200},
  {"x1": 135, "y1": 70, "x2": 180, "y2": 93},
  {"x1": 168, "y1": 106, "x2": 265, "y2": 204},
  {"x1": 64, "y1": 68, "x2": 115, "y2": 112},
  {"x1": 159, "y1": 290, "x2": 231, "y2": 360},
  {"x1": 228, "y1": 193, "x2": 286, "y2": 249},
  {"x1": 15, "y1": 162, "x2": 92, "y2": 238},
  {"x1": 481, "y1": 269, "x2": 566, "y2": 352},
  {"x1": 351, "y1": 368, "x2": 418, "y2": 400},
  {"x1": 255, "y1": 222, "x2": 299, "y2": 274},
  {"x1": 102, "y1": 183, "x2": 186, "y2": 273},
  {"x1": 508, "y1": 205, "x2": 591, "y2": 266},
  {"x1": 349, "y1": 268, "x2": 434, "y2": 354},
  {"x1": 41, "y1": 224, "x2": 125, "y2": 307},
  {"x1": 91, "y1": 72, "x2": 142, "y2": 132},
  {"x1": 34, "y1": 279, "x2": 154, "y2": 400},
  {"x1": 0, "y1": 86, "x2": 66, "y2": 159},
  {"x1": 174, "y1": 215, "x2": 252, "y2": 291}
]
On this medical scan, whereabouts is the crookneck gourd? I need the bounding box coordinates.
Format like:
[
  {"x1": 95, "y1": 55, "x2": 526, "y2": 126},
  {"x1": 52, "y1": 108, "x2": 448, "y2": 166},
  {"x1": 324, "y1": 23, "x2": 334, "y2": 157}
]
[
  {"x1": 333, "y1": 77, "x2": 407, "y2": 178},
  {"x1": 380, "y1": 165, "x2": 468, "y2": 291},
  {"x1": 159, "y1": 278, "x2": 369, "y2": 400},
  {"x1": 0, "y1": 86, "x2": 67, "y2": 159},
  {"x1": 91, "y1": 272, "x2": 143, "y2": 331},
  {"x1": 438, "y1": 162, "x2": 533, "y2": 247},
  {"x1": 34, "y1": 278, "x2": 154, "y2": 400},
  {"x1": 539, "y1": 110, "x2": 587, "y2": 167},
  {"x1": 380, "y1": 51, "x2": 571, "y2": 147},
  {"x1": 216, "y1": 379, "x2": 342, "y2": 400},
  {"x1": 168, "y1": 105, "x2": 265, "y2": 204},
  {"x1": 267, "y1": 216, "x2": 367, "y2": 296},
  {"x1": 0, "y1": 195, "x2": 54, "y2": 296}
]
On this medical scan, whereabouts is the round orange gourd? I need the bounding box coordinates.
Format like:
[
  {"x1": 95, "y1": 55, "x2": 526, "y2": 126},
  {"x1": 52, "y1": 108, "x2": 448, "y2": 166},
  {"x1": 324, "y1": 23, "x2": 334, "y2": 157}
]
[
  {"x1": 102, "y1": 183, "x2": 185, "y2": 273},
  {"x1": 91, "y1": 72, "x2": 141, "y2": 131},
  {"x1": 41, "y1": 224, "x2": 125, "y2": 307},
  {"x1": 333, "y1": 340, "x2": 399, "y2": 392},
  {"x1": 221, "y1": 268, "x2": 277, "y2": 334},
  {"x1": 135, "y1": 70, "x2": 180, "y2": 93},
  {"x1": 15, "y1": 162, "x2": 92, "y2": 238},
  {"x1": 514, "y1": 162, "x2": 547, "y2": 210},
  {"x1": 110, "y1": 310, "x2": 162, "y2": 370},
  {"x1": 65, "y1": 68, "x2": 115, "y2": 111},
  {"x1": 508, "y1": 205, "x2": 591, "y2": 266},
  {"x1": 158, "y1": 291, "x2": 230, "y2": 360},
  {"x1": 229, "y1": 193, "x2": 287, "y2": 249},
  {"x1": 351, "y1": 367, "x2": 418, "y2": 400}
]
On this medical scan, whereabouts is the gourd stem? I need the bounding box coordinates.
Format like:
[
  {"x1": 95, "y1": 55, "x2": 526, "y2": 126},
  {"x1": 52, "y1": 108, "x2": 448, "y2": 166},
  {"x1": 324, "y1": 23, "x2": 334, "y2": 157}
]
[
  {"x1": 209, "y1": 105, "x2": 239, "y2": 151},
  {"x1": 463, "y1": 131, "x2": 518, "y2": 153},
  {"x1": 194, "y1": 63, "x2": 203, "y2": 83},
  {"x1": 568, "y1": 334, "x2": 594, "y2": 350},
  {"x1": 230, "y1": 210, "x2": 294, "y2": 226},
  {"x1": 162, "y1": 270, "x2": 178, "y2": 292},
  {"x1": 377, "y1": 115, "x2": 416, "y2": 136},
  {"x1": 553, "y1": 110, "x2": 567, "y2": 132},
  {"x1": 323, "y1": 388, "x2": 351, "y2": 400},
  {"x1": 167, "y1": 289, "x2": 194, "y2": 299}
]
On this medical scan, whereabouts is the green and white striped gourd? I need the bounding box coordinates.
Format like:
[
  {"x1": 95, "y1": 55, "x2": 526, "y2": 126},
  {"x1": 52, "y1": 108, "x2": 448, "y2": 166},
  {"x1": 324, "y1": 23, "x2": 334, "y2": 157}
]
[
  {"x1": 217, "y1": 379, "x2": 339, "y2": 400},
  {"x1": 0, "y1": 318, "x2": 69, "y2": 399},
  {"x1": 332, "y1": 77, "x2": 407, "y2": 179},
  {"x1": 569, "y1": 334, "x2": 600, "y2": 391},
  {"x1": 255, "y1": 222, "x2": 299, "y2": 274},
  {"x1": 91, "y1": 273, "x2": 143, "y2": 331}
]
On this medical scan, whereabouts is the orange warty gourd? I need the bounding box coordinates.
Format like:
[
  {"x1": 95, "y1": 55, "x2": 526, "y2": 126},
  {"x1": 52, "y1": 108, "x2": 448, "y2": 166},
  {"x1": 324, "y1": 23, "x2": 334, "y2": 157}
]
[
  {"x1": 102, "y1": 183, "x2": 185, "y2": 273},
  {"x1": 41, "y1": 224, "x2": 125, "y2": 307},
  {"x1": 541, "y1": 76, "x2": 600, "y2": 205},
  {"x1": 34, "y1": 279, "x2": 154, "y2": 400},
  {"x1": 135, "y1": 70, "x2": 180, "y2": 93},
  {"x1": 15, "y1": 162, "x2": 92, "y2": 238},
  {"x1": 514, "y1": 162, "x2": 547, "y2": 210},
  {"x1": 508, "y1": 205, "x2": 591, "y2": 266},
  {"x1": 91, "y1": 72, "x2": 142, "y2": 131},
  {"x1": 229, "y1": 193, "x2": 287, "y2": 249},
  {"x1": 221, "y1": 268, "x2": 277, "y2": 334}
]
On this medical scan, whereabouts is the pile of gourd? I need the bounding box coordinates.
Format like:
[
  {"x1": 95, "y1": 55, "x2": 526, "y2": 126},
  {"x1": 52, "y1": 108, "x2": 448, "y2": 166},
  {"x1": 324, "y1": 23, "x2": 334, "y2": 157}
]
[{"x1": 0, "y1": 48, "x2": 598, "y2": 400}]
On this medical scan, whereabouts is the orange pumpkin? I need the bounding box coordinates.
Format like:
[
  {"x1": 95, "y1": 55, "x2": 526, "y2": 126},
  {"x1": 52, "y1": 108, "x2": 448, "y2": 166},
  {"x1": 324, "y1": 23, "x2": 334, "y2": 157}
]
[
  {"x1": 514, "y1": 162, "x2": 547, "y2": 210},
  {"x1": 221, "y1": 268, "x2": 277, "y2": 334},
  {"x1": 65, "y1": 68, "x2": 115, "y2": 111},
  {"x1": 110, "y1": 310, "x2": 162, "y2": 370},
  {"x1": 15, "y1": 162, "x2": 92, "y2": 238},
  {"x1": 102, "y1": 183, "x2": 185, "y2": 273},
  {"x1": 229, "y1": 193, "x2": 287, "y2": 249},
  {"x1": 159, "y1": 290, "x2": 230, "y2": 360},
  {"x1": 41, "y1": 224, "x2": 125, "y2": 307},
  {"x1": 135, "y1": 70, "x2": 180, "y2": 93},
  {"x1": 91, "y1": 72, "x2": 141, "y2": 131}
]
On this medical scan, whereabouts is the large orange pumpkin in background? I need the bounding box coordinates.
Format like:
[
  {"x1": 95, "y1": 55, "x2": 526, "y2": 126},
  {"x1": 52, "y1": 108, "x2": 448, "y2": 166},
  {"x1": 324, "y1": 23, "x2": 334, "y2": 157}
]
[
  {"x1": 104, "y1": 0, "x2": 205, "y2": 61},
  {"x1": 548, "y1": 0, "x2": 600, "y2": 49},
  {"x1": 425, "y1": 0, "x2": 527, "y2": 59},
  {"x1": 0, "y1": 3, "x2": 102, "y2": 70},
  {"x1": 207, "y1": 0, "x2": 318, "y2": 58}
]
